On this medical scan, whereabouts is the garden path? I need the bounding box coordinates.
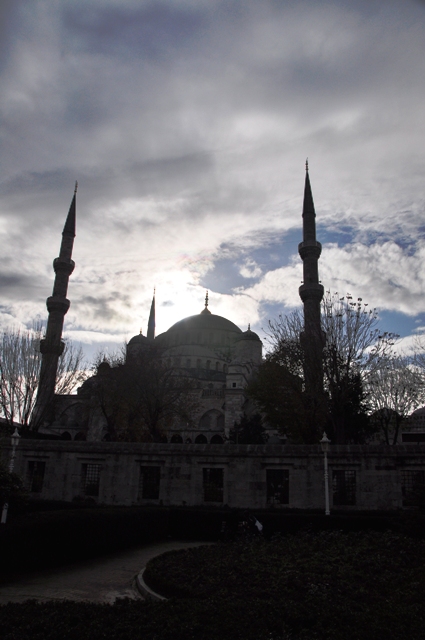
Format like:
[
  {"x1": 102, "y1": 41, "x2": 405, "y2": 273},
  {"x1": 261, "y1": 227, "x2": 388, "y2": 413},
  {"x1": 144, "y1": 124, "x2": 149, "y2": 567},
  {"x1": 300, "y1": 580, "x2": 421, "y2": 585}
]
[{"x1": 0, "y1": 540, "x2": 207, "y2": 605}]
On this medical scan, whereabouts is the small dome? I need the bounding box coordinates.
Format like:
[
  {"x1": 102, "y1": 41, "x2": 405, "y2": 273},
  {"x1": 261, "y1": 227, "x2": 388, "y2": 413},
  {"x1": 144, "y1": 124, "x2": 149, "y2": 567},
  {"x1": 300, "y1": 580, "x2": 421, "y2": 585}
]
[
  {"x1": 236, "y1": 328, "x2": 261, "y2": 342},
  {"x1": 128, "y1": 332, "x2": 151, "y2": 346}
]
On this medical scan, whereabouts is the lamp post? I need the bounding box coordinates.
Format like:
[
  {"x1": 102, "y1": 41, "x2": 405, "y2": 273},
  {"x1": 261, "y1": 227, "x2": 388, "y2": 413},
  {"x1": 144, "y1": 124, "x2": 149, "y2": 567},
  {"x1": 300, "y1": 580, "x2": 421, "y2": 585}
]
[
  {"x1": 320, "y1": 431, "x2": 331, "y2": 516},
  {"x1": 1, "y1": 427, "x2": 21, "y2": 525}
]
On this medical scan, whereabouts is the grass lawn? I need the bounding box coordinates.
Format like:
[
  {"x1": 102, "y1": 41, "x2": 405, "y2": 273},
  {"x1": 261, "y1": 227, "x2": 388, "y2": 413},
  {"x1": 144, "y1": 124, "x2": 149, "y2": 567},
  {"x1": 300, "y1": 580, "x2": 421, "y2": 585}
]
[{"x1": 0, "y1": 530, "x2": 424, "y2": 639}]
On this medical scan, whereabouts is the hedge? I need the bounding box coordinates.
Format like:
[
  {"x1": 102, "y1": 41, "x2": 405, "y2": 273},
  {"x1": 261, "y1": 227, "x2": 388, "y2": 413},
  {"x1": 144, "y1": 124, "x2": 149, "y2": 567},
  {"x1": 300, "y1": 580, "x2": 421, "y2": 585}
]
[{"x1": 1, "y1": 502, "x2": 423, "y2": 577}]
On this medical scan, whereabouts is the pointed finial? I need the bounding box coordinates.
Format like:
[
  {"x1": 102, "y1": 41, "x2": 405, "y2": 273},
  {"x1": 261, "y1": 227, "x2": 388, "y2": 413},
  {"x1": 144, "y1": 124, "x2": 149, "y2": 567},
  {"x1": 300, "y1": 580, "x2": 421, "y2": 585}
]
[
  {"x1": 305, "y1": 158, "x2": 309, "y2": 172},
  {"x1": 139, "y1": 328, "x2": 143, "y2": 335},
  {"x1": 200, "y1": 289, "x2": 211, "y2": 314},
  {"x1": 153, "y1": 286, "x2": 156, "y2": 296},
  {"x1": 74, "y1": 181, "x2": 78, "y2": 195},
  {"x1": 248, "y1": 323, "x2": 251, "y2": 330}
]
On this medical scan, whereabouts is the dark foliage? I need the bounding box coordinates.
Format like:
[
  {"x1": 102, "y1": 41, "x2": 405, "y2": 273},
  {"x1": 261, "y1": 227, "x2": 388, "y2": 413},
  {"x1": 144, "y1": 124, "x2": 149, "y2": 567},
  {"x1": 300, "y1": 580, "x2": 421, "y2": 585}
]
[
  {"x1": 0, "y1": 463, "x2": 27, "y2": 511},
  {"x1": 83, "y1": 346, "x2": 198, "y2": 442},
  {"x1": 143, "y1": 531, "x2": 425, "y2": 639},
  {"x1": 1, "y1": 531, "x2": 424, "y2": 639},
  {"x1": 229, "y1": 413, "x2": 267, "y2": 444},
  {"x1": 247, "y1": 352, "x2": 327, "y2": 444}
]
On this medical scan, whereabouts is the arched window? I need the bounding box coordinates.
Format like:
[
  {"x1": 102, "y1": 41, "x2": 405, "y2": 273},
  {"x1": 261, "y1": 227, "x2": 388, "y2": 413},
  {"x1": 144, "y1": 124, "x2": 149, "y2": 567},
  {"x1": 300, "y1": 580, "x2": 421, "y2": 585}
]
[
  {"x1": 195, "y1": 434, "x2": 208, "y2": 444},
  {"x1": 206, "y1": 360, "x2": 211, "y2": 370},
  {"x1": 171, "y1": 434, "x2": 183, "y2": 443},
  {"x1": 60, "y1": 431, "x2": 71, "y2": 440},
  {"x1": 210, "y1": 434, "x2": 223, "y2": 444},
  {"x1": 199, "y1": 410, "x2": 225, "y2": 430},
  {"x1": 216, "y1": 362, "x2": 220, "y2": 371}
]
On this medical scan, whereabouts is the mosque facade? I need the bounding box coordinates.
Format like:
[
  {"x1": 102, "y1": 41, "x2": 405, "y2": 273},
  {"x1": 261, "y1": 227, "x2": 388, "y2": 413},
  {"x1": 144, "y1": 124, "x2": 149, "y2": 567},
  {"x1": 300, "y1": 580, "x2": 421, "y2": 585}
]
[{"x1": 3, "y1": 168, "x2": 424, "y2": 511}]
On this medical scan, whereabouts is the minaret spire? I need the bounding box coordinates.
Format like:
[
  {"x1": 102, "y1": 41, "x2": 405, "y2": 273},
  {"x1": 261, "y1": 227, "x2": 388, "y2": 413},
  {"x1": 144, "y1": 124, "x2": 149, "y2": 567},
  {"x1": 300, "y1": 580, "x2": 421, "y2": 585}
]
[
  {"x1": 298, "y1": 162, "x2": 325, "y2": 396},
  {"x1": 31, "y1": 188, "x2": 77, "y2": 428},
  {"x1": 147, "y1": 289, "x2": 155, "y2": 341}
]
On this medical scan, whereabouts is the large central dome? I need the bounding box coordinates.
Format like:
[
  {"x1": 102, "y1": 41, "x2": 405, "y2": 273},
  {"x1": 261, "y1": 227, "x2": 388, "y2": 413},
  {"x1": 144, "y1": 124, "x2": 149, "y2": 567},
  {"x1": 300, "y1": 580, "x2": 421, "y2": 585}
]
[{"x1": 155, "y1": 312, "x2": 242, "y2": 349}]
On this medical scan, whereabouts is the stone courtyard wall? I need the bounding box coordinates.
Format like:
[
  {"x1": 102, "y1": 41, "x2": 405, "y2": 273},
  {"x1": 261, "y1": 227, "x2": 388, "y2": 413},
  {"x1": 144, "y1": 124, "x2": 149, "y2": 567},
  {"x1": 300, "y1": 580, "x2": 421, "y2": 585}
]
[{"x1": 2, "y1": 439, "x2": 425, "y2": 511}]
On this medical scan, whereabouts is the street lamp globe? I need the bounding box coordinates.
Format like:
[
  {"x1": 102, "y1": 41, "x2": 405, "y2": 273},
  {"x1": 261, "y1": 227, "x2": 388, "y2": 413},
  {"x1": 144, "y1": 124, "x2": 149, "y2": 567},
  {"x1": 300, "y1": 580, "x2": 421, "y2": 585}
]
[
  {"x1": 320, "y1": 431, "x2": 330, "y2": 453},
  {"x1": 11, "y1": 428, "x2": 20, "y2": 448}
]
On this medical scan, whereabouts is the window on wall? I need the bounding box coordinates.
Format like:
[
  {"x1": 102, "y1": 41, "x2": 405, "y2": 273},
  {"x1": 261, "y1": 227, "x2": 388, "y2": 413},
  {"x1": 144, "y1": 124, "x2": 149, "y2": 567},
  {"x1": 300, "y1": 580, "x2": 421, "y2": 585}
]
[
  {"x1": 203, "y1": 468, "x2": 223, "y2": 502},
  {"x1": 139, "y1": 466, "x2": 161, "y2": 500},
  {"x1": 26, "y1": 461, "x2": 46, "y2": 493},
  {"x1": 81, "y1": 463, "x2": 102, "y2": 497},
  {"x1": 332, "y1": 470, "x2": 356, "y2": 506},
  {"x1": 401, "y1": 469, "x2": 425, "y2": 507},
  {"x1": 266, "y1": 469, "x2": 289, "y2": 504}
]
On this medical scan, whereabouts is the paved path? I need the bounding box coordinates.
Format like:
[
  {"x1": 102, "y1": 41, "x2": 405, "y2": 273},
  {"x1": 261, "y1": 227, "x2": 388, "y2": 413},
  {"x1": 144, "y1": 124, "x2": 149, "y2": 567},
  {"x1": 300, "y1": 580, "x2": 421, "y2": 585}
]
[{"x1": 0, "y1": 541, "x2": 208, "y2": 605}]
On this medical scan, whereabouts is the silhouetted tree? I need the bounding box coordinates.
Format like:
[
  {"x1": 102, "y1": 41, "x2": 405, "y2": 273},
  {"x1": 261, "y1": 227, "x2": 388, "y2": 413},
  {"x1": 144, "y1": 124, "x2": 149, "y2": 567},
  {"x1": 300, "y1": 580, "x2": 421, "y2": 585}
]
[
  {"x1": 229, "y1": 413, "x2": 268, "y2": 444},
  {"x1": 0, "y1": 324, "x2": 87, "y2": 433},
  {"x1": 87, "y1": 345, "x2": 199, "y2": 442},
  {"x1": 366, "y1": 354, "x2": 425, "y2": 444},
  {"x1": 255, "y1": 292, "x2": 397, "y2": 444}
]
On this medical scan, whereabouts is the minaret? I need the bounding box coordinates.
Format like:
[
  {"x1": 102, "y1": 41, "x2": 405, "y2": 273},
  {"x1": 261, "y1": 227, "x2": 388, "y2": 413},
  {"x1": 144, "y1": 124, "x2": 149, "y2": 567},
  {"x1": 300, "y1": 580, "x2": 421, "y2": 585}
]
[
  {"x1": 147, "y1": 289, "x2": 156, "y2": 340},
  {"x1": 298, "y1": 161, "x2": 325, "y2": 395},
  {"x1": 31, "y1": 185, "x2": 77, "y2": 428}
]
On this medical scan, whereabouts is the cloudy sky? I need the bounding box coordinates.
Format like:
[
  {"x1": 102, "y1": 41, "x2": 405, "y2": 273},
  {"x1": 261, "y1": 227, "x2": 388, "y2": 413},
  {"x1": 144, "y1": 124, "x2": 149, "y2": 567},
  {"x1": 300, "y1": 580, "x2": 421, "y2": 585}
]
[{"x1": 1, "y1": 0, "x2": 425, "y2": 360}]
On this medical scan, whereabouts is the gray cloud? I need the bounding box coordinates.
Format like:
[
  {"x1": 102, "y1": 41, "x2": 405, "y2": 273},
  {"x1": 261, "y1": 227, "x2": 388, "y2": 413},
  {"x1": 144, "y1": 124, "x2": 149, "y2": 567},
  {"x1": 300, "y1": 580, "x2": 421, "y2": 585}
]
[{"x1": 0, "y1": 0, "x2": 424, "y2": 352}]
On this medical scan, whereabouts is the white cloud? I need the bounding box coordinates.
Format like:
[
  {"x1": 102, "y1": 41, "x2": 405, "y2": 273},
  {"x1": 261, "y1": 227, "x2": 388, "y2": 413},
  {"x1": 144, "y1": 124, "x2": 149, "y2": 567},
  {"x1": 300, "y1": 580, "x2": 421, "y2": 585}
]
[{"x1": 239, "y1": 260, "x2": 262, "y2": 279}]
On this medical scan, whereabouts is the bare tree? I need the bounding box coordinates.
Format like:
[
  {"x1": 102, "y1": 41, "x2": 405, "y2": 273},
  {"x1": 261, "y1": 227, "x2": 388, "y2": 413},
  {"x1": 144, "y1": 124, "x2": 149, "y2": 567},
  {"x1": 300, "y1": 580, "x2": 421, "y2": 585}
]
[
  {"x1": 0, "y1": 324, "x2": 87, "y2": 431},
  {"x1": 367, "y1": 355, "x2": 425, "y2": 444},
  {"x1": 263, "y1": 292, "x2": 398, "y2": 443}
]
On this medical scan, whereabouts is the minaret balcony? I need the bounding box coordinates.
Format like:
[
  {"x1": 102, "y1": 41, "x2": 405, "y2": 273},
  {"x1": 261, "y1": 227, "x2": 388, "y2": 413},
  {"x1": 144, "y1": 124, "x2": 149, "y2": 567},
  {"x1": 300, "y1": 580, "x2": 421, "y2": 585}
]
[
  {"x1": 46, "y1": 296, "x2": 71, "y2": 315},
  {"x1": 53, "y1": 257, "x2": 75, "y2": 275},
  {"x1": 298, "y1": 241, "x2": 322, "y2": 260},
  {"x1": 298, "y1": 282, "x2": 324, "y2": 302}
]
